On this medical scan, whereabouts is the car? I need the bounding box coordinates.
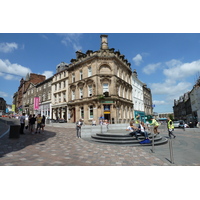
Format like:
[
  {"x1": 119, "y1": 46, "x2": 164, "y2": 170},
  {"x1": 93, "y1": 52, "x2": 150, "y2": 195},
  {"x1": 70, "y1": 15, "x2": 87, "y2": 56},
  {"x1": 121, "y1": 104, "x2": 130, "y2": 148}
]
[
  {"x1": 173, "y1": 120, "x2": 185, "y2": 128},
  {"x1": 173, "y1": 121, "x2": 180, "y2": 128}
]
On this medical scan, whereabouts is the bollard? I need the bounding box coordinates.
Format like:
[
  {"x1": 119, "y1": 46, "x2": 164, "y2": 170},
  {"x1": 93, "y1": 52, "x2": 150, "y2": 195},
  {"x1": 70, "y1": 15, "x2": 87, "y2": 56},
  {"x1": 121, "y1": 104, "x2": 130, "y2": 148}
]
[
  {"x1": 150, "y1": 126, "x2": 155, "y2": 153},
  {"x1": 9, "y1": 125, "x2": 20, "y2": 139},
  {"x1": 169, "y1": 138, "x2": 174, "y2": 164},
  {"x1": 151, "y1": 131, "x2": 155, "y2": 153},
  {"x1": 100, "y1": 124, "x2": 102, "y2": 133}
]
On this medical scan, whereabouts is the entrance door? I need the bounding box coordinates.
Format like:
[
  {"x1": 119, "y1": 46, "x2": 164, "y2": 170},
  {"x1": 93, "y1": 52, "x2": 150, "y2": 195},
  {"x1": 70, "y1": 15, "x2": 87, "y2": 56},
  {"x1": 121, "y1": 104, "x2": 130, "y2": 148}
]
[{"x1": 104, "y1": 114, "x2": 110, "y2": 121}]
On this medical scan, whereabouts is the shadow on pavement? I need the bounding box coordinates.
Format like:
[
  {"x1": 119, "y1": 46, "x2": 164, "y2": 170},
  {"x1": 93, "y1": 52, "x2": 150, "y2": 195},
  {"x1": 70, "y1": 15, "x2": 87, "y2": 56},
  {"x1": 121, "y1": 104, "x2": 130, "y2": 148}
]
[{"x1": 0, "y1": 119, "x2": 56, "y2": 158}]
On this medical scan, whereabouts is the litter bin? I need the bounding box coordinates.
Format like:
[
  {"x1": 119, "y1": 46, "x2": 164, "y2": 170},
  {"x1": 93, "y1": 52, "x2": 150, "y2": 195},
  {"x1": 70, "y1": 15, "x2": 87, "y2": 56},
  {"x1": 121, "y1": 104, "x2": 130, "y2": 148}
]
[
  {"x1": 9, "y1": 125, "x2": 20, "y2": 139},
  {"x1": 46, "y1": 119, "x2": 50, "y2": 124}
]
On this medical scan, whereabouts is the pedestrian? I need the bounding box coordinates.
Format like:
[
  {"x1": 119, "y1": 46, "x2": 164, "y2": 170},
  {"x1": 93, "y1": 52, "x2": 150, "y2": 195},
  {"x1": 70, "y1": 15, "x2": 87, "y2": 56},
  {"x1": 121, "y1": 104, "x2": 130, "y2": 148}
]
[
  {"x1": 29, "y1": 114, "x2": 36, "y2": 134},
  {"x1": 150, "y1": 117, "x2": 160, "y2": 135},
  {"x1": 35, "y1": 114, "x2": 42, "y2": 134},
  {"x1": 41, "y1": 115, "x2": 46, "y2": 132},
  {"x1": 92, "y1": 118, "x2": 96, "y2": 126},
  {"x1": 76, "y1": 119, "x2": 83, "y2": 138},
  {"x1": 20, "y1": 113, "x2": 26, "y2": 134},
  {"x1": 28, "y1": 114, "x2": 32, "y2": 132},
  {"x1": 99, "y1": 115, "x2": 104, "y2": 125},
  {"x1": 167, "y1": 117, "x2": 176, "y2": 138}
]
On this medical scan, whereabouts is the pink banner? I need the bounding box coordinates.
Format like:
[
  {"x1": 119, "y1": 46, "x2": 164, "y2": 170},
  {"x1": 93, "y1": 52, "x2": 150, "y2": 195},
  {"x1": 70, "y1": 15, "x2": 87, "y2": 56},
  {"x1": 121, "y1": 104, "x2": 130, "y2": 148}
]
[{"x1": 34, "y1": 97, "x2": 39, "y2": 110}]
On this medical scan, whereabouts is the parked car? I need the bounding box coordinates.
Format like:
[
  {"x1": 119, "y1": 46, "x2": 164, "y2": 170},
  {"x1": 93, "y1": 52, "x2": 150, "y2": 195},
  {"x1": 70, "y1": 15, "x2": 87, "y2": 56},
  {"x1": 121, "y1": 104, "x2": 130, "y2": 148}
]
[
  {"x1": 173, "y1": 121, "x2": 180, "y2": 128},
  {"x1": 173, "y1": 120, "x2": 185, "y2": 128}
]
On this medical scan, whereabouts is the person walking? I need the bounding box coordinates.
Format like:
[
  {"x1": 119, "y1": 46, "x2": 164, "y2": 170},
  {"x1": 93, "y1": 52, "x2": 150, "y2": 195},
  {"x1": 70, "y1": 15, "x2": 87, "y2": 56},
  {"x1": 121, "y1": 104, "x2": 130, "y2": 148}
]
[
  {"x1": 35, "y1": 114, "x2": 42, "y2": 134},
  {"x1": 167, "y1": 117, "x2": 176, "y2": 138},
  {"x1": 41, "y1": 115, "x2": 46, "y2": 132},
  {"x1": 20, "y1": 113, "x2": 26, "y2": 134},
  {"x1": 29, "y1": 114, "x2": 36, "y2": 134},
  {"x1": 76, "y1": 119, "x2": 83, "y2": 138}
]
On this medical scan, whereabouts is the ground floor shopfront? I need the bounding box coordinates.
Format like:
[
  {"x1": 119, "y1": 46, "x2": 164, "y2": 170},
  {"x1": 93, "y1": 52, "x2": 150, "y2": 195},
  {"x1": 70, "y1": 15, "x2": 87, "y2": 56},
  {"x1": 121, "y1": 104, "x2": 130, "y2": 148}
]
[{"x1": 67, "y1": 99, "x2": 134, "y2": 125}]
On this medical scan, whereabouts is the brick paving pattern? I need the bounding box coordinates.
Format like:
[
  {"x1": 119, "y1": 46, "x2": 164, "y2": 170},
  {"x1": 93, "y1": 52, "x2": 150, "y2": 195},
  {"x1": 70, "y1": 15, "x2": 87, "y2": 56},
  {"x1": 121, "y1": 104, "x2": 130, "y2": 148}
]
[{"x1": 0, "y1": 122, "x2": 170, "y2": 166}]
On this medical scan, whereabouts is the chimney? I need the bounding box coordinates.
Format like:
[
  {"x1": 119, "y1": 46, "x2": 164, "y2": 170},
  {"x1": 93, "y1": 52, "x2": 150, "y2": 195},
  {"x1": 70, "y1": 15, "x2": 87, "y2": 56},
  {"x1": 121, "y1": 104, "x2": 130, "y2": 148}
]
[
  {"x1": 133, "y1": 69, "x2": 138, "y2": 78},
  {"x1": 100, "y1": 35, "x2": 108, "y2": 50}
]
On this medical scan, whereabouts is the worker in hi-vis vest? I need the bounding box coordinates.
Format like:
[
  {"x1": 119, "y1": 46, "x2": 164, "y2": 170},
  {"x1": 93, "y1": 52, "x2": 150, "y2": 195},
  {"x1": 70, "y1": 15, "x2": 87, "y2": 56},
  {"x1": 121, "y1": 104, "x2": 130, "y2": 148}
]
[{"x1": 167, "y1": 117, "x2": 176, "y2": 138}]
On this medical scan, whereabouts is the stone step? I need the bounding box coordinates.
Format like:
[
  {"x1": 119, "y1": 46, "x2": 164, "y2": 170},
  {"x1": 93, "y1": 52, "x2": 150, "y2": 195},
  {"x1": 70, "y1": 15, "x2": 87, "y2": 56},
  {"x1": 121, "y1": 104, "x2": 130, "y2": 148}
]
[{"x1": 90, "y1": 133, "x2": 168, "y2": 146}]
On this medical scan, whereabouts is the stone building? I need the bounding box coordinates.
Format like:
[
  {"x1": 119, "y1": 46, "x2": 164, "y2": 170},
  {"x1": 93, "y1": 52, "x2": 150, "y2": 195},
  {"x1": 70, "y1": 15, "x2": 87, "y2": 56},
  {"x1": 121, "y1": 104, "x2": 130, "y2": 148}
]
[
  {"x1": 143, "y1": 84, "x2": 153, "y2": 117},
  {"x1": 51, "y1": 62, "x2": 69, "y2": 121},
  {"x1": 15, "y1": 73, "x2": 46, "y2": 114},
  {"x1": 0, "y1": 97, "x2": 6, "y2": 114},
  {"x1": 23, "y1": 76, "x2": 53, "y2": 118},
  {"x1": 67, "y1": 35, "x2": 133, "y2": 124}
]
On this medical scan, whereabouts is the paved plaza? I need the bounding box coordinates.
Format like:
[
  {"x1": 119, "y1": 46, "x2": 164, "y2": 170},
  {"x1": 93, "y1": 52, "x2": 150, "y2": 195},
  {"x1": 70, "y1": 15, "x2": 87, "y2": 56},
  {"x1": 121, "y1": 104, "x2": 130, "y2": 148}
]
[{"x1": 0, "y1": 118, "x2": 200, "y2": 166}]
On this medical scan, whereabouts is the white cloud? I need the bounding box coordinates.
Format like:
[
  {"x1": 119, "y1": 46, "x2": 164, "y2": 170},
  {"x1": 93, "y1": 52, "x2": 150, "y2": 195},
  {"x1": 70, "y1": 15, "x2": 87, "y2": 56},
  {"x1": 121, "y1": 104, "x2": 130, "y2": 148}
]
[
  {"x1": 0, "y1": 59, "x2": 32, "y2": 79},
  {"x1": 132, "y1": 54, "x2": 143, "y2": 66},
  {"x1": 42, "y1": 71, "x2": 54, "y2": 79},
  {"x1": 0, "y1": 42, "x2": 18, "y2": 53},
  {"x1": 151, "y1": 80, "x2": 192, "y2": 101},
  {"x1": 164, "y1": 59, "x2": 200, "y2": 80},
  {"x1": 153, "y1": 100, "x2": 166, "y2": 105},
  {"x1": 0, "y1": 91, "x2": 8, "y2": 97},
  {"x1": 143, "y1": 62, "x2": 162, "y2": 74},
  {"x1": 59, "y1": 33, "x2": 82, "y2": 51}
]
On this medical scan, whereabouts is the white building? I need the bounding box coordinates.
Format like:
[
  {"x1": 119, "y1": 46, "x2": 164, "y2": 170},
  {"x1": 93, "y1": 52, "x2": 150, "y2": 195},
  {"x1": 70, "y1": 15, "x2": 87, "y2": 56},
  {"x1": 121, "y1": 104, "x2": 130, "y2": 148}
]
[{"x1": 132, "y1": 70, "x2": 145, "y2": 121}]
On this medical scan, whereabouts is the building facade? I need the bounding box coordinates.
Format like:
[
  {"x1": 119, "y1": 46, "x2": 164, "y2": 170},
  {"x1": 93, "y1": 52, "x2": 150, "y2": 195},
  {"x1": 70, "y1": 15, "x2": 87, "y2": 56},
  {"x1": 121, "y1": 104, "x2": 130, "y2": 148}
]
[
  {"x1": 132, "y1": 69, "x2": 145, "y2": 121},
  {"x1": 67, "y1": 35, "x2": 133, "y2": 124},
  {"x1": 15, "y1": 73, "x2": 46, "y2": 114},
  {"x1": 51, "y1": 62, "x2": 69, "y2": 121},
  {"x1": 0, "y1": 97, "x2": 6, "y2": 115},
  {"x1": 143, "y1": 84, "x2": 153, "y2": 120}
]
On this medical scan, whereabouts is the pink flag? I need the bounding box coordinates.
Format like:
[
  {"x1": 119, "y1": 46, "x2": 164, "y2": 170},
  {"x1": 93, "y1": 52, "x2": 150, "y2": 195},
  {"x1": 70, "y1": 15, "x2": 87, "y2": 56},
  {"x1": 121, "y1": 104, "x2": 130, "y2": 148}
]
[{"x1": 34, "y1": 97, "x2": 39, "y2": 110}]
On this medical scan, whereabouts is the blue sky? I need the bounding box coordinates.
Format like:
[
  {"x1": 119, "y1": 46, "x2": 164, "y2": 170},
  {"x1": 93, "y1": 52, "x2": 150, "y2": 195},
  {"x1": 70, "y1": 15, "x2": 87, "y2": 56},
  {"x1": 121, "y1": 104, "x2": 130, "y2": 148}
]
[
  {"x1": 1, "y1": 1, "x2": 200, "y2": 114},
  {"x1": 1, "y1": 33, "x2": 200, "y2": 113}
]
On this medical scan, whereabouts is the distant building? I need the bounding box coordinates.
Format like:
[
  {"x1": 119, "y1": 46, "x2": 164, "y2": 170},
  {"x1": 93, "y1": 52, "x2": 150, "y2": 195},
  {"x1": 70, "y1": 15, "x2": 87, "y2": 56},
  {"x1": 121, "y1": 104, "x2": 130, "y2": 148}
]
[
  {"x1": 15, "y1": 73, "x2": 46, "y2": 114},
  {"x1": 0, "y1": 97, "x2": 6, "y2": 115}
]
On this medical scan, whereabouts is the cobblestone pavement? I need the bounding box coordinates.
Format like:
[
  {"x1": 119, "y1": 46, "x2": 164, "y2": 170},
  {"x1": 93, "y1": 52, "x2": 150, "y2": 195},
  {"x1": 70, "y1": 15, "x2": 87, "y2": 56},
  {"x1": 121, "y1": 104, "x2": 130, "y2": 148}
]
[
  {"x1": 0, "y1": 120, "x2": 170, "y2": 166},
  {"x1": 0, "y1": 118, "x2": 200, "y2": 166}
]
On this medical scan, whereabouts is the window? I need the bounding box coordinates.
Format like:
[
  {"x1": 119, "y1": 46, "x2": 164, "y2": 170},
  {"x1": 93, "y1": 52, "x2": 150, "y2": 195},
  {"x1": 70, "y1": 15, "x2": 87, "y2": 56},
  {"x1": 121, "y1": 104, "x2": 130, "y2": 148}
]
[
  {"x1": 72, "y1": 90, "x2": 75, "y2": 100},
  {"x1": 54, "y1": 94, "x2": 57, "y2": 103},
  {"x1": 63, "y1": 81, "x2": 66, "y2": 88},
  {"x1": 103, "y1": 83, "x2": 109, "y2": 93},
  {"x1": 80, "y1": 70, "x2": 83, "y2": 80},
  {"x1": 88, "y1": 67, "x2": 92, "y2": 77},
  {"x1": 44, "y1": 84, "x2": 46, "y2": 89},
  {"x1": 72, "y1": 73, "x2": 75, "y2": 83},
  {"x1": 48, "y1": 92, "x2": 51, "y2": 100},
  {"x1": 43, "y1": 93, "x2": 45, "y2": 101},
  {"x1": 63, "y1": 92, "x2": 66, "y2": 102},
  {"x1": 55, "y1": 84, "x2": 57, "y2": 91},
  {"x1": 88, "y1": 85, "x2": 92, "y2": 97},
  {"x1": 59, "y1": 83, "x2": 61, "y2": 90},
  {"x1": 89, "y1": 106, "x2": 93, "y2": 119},
  {"x1": 58, "y1": 93, "x2": 61, "y2": 103},
  {"x1": 80, "y1": 88, "x2": 83, "y2": 98},
  {"x1": 80, "y1": 107, "x2": 84, "y2": 119}
]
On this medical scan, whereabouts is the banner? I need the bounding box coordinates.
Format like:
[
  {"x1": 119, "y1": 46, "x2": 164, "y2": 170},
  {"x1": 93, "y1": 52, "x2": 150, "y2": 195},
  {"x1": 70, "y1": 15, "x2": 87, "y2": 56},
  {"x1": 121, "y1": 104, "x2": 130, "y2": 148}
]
[
  {"x1": 34, "y1": 97, "x2": 39, "y2": 110},
  {"x1": 12, "y1": 104, "x2": 15, "y2": 112}
]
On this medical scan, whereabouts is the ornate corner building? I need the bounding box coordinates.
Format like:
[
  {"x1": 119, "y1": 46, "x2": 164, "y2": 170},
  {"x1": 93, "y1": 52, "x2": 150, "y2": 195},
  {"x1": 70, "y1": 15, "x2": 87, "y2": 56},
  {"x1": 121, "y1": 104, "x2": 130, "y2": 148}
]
[{"x1": 52, "y1": 35, "x2": 134, "y2": 124}]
